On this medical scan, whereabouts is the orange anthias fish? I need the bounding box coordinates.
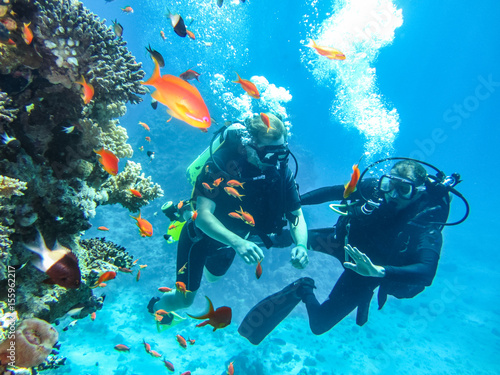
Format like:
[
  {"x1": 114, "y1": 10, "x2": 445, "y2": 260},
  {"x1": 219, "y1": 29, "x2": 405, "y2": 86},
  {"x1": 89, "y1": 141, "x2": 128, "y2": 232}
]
[
  {"x1": 224, "y1": 187, "x2": 245, "y2": 201},
  {"x1": 226, "y1": 180, "x2": 245, "y2": 189},
  {"x1": 145, "y1": 136, "x2": 151, "y2": 142},
  {"x1": 255, "y1": 261, "x2": 262, "y2": 279},
  {"x1": 76, "y1": 76, "x2": 95, "y2": 104},
  {"x1": 228, "y1": 212, "x2": 242, "y2": 219},
  {"x1": 94, "y1": 147, "x2": 119, "y2": 175},
  {"x1": 233, "y1": 73, "x2": 260, "y2": 99},
  {"x1": 22, "y1": 22, "x2": 33, "y2": 45},
  {"x1": 308, "y1": 39, "x2": 346, "y2": 60},
  {"x1": 236, "y1": 206, "x2": 255, "y2": 226},
  {"x1": 130, "y1": 189, "x2": 142, "y2": 198},
  {"x1": 227, "y1": 362, "x2": 234, "y2": 375},
  {"x1": 176, "y1": 334, "x2": 187, "y2": 349},
  {"x1": 160, "y1": 30, "x2": 166, "y2": 40},
  {"x1": 96, "y1": 271, "x2": 116, "y2": 285},
  {"x1": 121, "y1": 6, "x2": 133, "y2": 13},
  {"x1": 90, "y1": 312, "x2": 96, "y2": 321},
  {"x1": 158, "y1": 287, "x2": 173, "y2": 293},
  {"x1": 186, "y1": 29, "x2": 195, "y2": 40},
  {"x1": 260, "y1": 113, "x2": 274, "y2": 132},
  {"x1": 343, "y1": 154, "x2": 366, "y2": 199},
  {"x1": 202, "y1": 182, "x2": 214, "y2": 191},
  {"x1": 130, "y1": 211, "x2": 153, "y2": 237},
  {"x1": 142, "y1": 57, "x2": 211, "y2": 131},
  {"x1": 136, "y1": 269, "x2": 141, "y2": 281},
  {"x1": 186, "y1": 296, "x2": 232, "y2": 332},
  {"x1": 139, "y1": 121, "x2": 150, "y2": 131},
  {"x1": 143, "y1": 339, "x2": 151, "y2": 353},
  {"x1": 176, "y1": 281, "x2": 191, "y2": 297},
  {"x1": 213, "y1": 177, "x2": 223, "y2": 187},
  {"x1": 178, "y1": 262, "x2": 187, "y2": 274},
  {"x1": 97, "y1": 226, "x2": 109, "y2": 231},
  {"x1": 114, "y1": 344, "x2": 130, "y2": 352}
]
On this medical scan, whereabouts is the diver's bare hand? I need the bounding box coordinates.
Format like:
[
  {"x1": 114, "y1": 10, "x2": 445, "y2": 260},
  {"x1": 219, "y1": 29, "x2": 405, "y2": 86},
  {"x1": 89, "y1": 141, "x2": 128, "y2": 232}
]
[
  {"x1": 290, "y1": 245, "x2": 309, "y2": 269},
  {"x1": 343, "y1": 244, "x2": 385, "y2": 277},
  {"x1": 232, "y1": 238, "x2": 264, "y2": 264}
]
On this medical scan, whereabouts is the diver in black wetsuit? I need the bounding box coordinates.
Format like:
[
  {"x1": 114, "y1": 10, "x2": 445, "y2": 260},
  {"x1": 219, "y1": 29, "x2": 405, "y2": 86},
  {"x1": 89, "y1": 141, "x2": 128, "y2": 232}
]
[
  {"x1": 152, "y1": 113, "x2": 309, "y2": 314},
  {"x1": 239, "y1": 159, "x2": 469, "y2": 344}
]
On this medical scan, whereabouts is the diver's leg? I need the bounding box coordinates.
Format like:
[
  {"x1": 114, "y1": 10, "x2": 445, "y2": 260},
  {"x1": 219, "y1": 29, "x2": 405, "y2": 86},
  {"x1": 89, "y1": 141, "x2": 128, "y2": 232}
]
[
  {"x1": 203, "y1": 267, "x2": 221, "y2": 283},
  {"x1": 303, "y1": 271, "x2": 378, "y2": 335},
  {"x1": 154, "y1": 225, "x2": 208, "y2": 312},
  {"x1": 203, "y1": 245, "x2": 236, "y2": 282}
]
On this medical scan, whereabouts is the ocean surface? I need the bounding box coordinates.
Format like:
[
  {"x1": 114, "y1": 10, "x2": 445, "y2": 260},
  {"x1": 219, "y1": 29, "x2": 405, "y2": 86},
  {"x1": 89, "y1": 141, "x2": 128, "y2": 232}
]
[{"x1": 49, "y1": 0, "x2": 500, "y2": 374}]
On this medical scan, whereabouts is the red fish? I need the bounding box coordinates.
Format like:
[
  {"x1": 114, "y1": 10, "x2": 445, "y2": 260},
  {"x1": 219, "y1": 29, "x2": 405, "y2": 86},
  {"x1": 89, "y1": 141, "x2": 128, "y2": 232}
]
[
  {"x1": 186, "y1": 296, "x2": 232, "y2": 331},
  {"x1": 233, "y1": 73, "x2": 260, "y2": 99},
  {"x1": 97, "y1": 226, "x2": 109, "y2": 231},
  {"x1": 22, "y1": 22, "x2": 33, "y2": 45},
  {"x1": 260, "y1": 113, "x2": 273, "y2": 132},
  {"x1": 236, "y1": 206, "x2": 255, "y2": 226},
  {"x1": 186, "y1": 29, "x2": 195, "y2": 40},
  {"x1": 158, "y1": 287, "x2": 173, "y2": 293},
  {"x1": 179, "y1": 69, "x2": 200, "y2": 82},
  {"x1": 227, "y1": 362, "x2": 234, "y2": 375},
  {"x1": 94, "y1": 147, "x2": 119, "y2": 176},
  {"x1": 76, "y1": 76, "x2": 95, "y2": 104},
  {"x1": 176, "y1": 334, "x2": 187, "y2": 349},
  {"x1": 226, "y1": 180, "x2": 245, "y2": 189},
  {"x1": 309, "y1": 39, "x2": 346, "y2": 60},
  {"x1": 176, "y1": 281, "x2": 191, "y2": 296},
  {"x1": 121, "y1": 6, "x2": 133, "y2": 13},
  {"x1": 142, "y1": 57, "x2": 211, "y2": 131},
  {"x1": 213, "y1": 177, "x2": 224, "y2": 187},
  {"x1": 145, "y1": 136, "x2": 151, "y2": 142},
  {"x1": 23, "y1": 230, "x2": 81, "y2": 289},
  {"x1": 228, "y1": 212, "x2": 242, "y2": 219},
  {"x1": 114, "y1": 344, "x2": 130, "y2": 351},
  {"x1": 96, "y1": 271, "x2": 116, "y2": 285},
  {"x1": 191, "y1": 211, "x2": 198, "y2": 220},
  {"x1": 180, "y1": 372, "x2": 191, "y2": 375},
  {"x1": 139, "y1": 121, "x2": 150, "y2": 131},
  {"x1": 90, "y1": 312, "x2": 97, "y2": 321},
  {"x1": 163, "y1": 359, "x2": 175, "y2": 372},
  {"x1": 130, "y1": 189, "x2": 142, "y2": 198},
  {"x1": 255, "y1": 261, "x2": 262, "y2": 279},
  {"x1": 143, "y1": 339, "x2": 151, "y2": 353},
  {"x1": 136, "y1": 269, "x2": 141, "y2": 281},
  {"x1": 343, "y1": 154, "x2": 366, "y2": 199},
  {"x1": 224, "y1": 187, "x2": 245, "y2": 201},
  {"x1": 130, "y1": 211, "x2": 153, "y2": 237}
]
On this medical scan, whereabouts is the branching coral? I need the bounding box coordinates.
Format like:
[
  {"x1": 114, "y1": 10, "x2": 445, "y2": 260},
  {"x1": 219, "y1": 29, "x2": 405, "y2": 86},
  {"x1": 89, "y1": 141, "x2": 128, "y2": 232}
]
[
  {"x1": 0, "y1": 176, "x2": 27, "y2": 199},
  {"x1": 0, "y1": 91, "x2": 18, "y2": 124},
  {"x1": 101, "y1": 161, "x2": 164, "y2": 212}
]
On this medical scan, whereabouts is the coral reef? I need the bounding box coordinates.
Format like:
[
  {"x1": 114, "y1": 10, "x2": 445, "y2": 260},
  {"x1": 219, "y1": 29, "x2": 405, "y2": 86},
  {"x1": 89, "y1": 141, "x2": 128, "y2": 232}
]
[
  {"x1": 102, "y1": 161, "x2": 164, "y2": 212},
  {"x1": 0, "y1": 318, "x2": 58, "y2": 368},
  {"x1": 0, "y1": 92, "x2": 18, "y2": 124}
]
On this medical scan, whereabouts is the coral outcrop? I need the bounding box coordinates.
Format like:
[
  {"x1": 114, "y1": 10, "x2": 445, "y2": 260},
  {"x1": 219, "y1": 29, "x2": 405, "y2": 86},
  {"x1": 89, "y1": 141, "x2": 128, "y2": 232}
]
[{"x1": 0, "y1": 318, "x2": 58, "y2": 368}]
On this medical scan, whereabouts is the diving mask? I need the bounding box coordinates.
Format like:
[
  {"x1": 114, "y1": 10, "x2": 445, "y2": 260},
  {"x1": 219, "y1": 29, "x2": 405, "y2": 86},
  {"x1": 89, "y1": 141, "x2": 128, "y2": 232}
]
[
  {"x1": 379, "y1": 175, "x2": 426, "y2": 200},
  {"x1": 249, "y1": 144, "x2": 290, "y2": 166}
]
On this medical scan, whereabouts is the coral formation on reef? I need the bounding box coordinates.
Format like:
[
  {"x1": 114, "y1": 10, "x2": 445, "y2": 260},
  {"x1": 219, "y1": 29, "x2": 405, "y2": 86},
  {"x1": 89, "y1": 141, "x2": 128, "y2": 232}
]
[
  {"x1": 0, "y1": 318, "x2": 58, "y2": 368},
  {"x1": 0, "y1": 0, "x2": 162, "y2": 327}
]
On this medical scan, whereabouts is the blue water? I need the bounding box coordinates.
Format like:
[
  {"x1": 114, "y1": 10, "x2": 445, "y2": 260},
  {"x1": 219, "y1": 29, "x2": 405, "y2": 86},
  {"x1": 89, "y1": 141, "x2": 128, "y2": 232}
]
[{"x1": 53, "y1": 0, "x2": 500, "y2": 374}]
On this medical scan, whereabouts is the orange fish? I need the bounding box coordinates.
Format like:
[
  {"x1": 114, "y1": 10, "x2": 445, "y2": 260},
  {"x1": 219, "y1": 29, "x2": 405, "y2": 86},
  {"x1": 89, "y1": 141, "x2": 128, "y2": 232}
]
[
  {"x1": 203, "y1": 182, "x2": 214, "y2": 191},
  {"x1": 130, "y1": 189, "x2": 142, "y2": 198},
  {"x1": 96, "y1": 271, "x2": 116, "y2": 285},
  {"x1": 150, "y1": 350, "x2": 162, "y2": 358},
  {"x1": 343, "y1": 154, "x2": 366, "y2": 199},
  {"x1": 227, "y1": 362, "x2": 234, "y2": 375},
  {"x1": 308, "y1": 39, "x2": 346, "y2": 60},
  {"x1": 233, "y1": 73, "x2": 260, "y2": 99},
  {"x1": 145, "y1": 136, "x2": 151, "y2": 142},
  {"x1": 177, "y1": 200, "x2": 184, "y2": 210},
  {"x1": 176, "y1": 334, "x2": 187, "y2": 349},
  {"x1": 236, "y1": 206, "x2": 255, "y2": 226},
  {"x1": 260, "y1": 113, "x2": 273, "y2": 132},
  {"x1": 97, "y1": 226, "x2": 109, "y2": 231},
  {"x1": 160, "y1": 30, "x2": 166, "y2": 40},
  {"x1": 186, "y1": 29, "x2": 195, "y2": 40},
  {"x1": 226, "y1": 180, "x2": 245, "y2": 189},
  {"x1": 132, "y1": 258, "x2": 140, "y2": 265},
  {"x1": 139, "y1": 121, "x2": 150, "y2": 131},
  {"x1": 228, "y1": 212, "x2": 242, "y2": 219},
  {"x1": 76, "y1": 76, "x2": 95, "y2": 104},
  {"x1": 186, "y1": 296, "x2": 232, "y2": 331},
  {"x1": 176, "y1": 281, "x2": 191, "y2": 296},
  {"x1": 139, "y1": 264, "x2": 148, "y2": 269},
  {"x1": 178, "y1": 262, "x2": 187, "y2": 274},
  {"x1": 224, "y1": 187, "x2": 244, "y2": 201},
  {"x1": 213, "y1": 177, "x2": 224, "y2": 187},
  {"x1": 255, "y1": 261, "x2": 262, "y2": 279},
  {"x1": 168, "y1": 224, "x2": 178, "y2": 230},
  {"x1": 191, "y1": 211, "x2": 198, "y2": 220},
  {"x1": 188, "y1": 338, "x2": 195, "y2": 345},
  {"x1": 163, "y1": 359, "x2": 175, "y2": 371},
  {"x1": 142, "y1": 57, "x2": 211, "y2": 131},
  {"x1": 136, "y1": 269, "x2": 141, "y2": 281},
  {"x1": 94, "y1": 147, "x2": 119, "y2": 175},
  {"x1": 158, "y1": 287, "x2": 173, "y2": 293},
  {"x1": 98, "y1": 282, "x2": 107, "y2": 288},
  {"x1": 90, "y1": 312, "x2": 96, "y2": 321},
  {"x1": 121, "y1": 6, "x2": 133, "y2": 13},
  {"x1": 22, "y1": 22, "x2": 33, "y2": 45},
  {"x1": 114, "y1": 344, "x2": 130, "y2": 351},
  {"x1": 118, "y1": 267, "x2": 132, "y2": 273},
  {"x1": 143, "y1": 339, "x2": 151, "y2": 353},
  {"x1": 130, "y1": 211, "x2": 153, "y2": 237},
  {"x1": 155, "y1": 309, "x2": 170, "y2": 316}
]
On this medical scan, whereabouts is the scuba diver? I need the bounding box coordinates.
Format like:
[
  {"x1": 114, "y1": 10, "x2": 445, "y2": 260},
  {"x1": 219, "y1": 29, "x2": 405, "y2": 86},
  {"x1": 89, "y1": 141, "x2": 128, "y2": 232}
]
[
  {"x1": 150, "y1": 113, "x2": 309, "y2": 317},
  {"x1": 238, "y1": 158, "x2": 469, "y2": 345}
]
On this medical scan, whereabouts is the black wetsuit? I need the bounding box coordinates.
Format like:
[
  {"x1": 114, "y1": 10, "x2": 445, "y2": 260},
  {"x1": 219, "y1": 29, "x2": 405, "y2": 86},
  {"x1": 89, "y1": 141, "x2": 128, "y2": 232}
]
[
  {"x1": 175, "y1": 139, "x2": 301, "y2": 292},
  {"x1": 299, "y1": 180, "x2": 450, "y2": 335}
]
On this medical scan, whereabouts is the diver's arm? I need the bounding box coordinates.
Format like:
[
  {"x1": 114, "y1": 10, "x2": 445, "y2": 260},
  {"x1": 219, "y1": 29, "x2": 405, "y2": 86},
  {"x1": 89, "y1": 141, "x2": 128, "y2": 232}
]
[
  {"x1": 289, "y1": 208, "x2": 309, "y2": 269},
  {"x1": 195, "y1": 196, "x2": 263, "y2": 264},
  {"x1": 300, "y1": 185, "x2": 345, "y2": 205}
]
